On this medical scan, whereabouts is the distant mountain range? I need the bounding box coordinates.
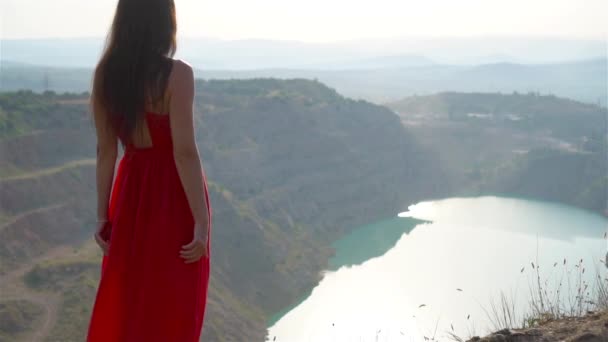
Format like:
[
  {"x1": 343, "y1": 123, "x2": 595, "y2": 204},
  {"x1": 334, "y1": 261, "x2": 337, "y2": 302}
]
[
  {"x1": 2, "y1": 37, "x2": 605, "y2": 105},
  {"x1": 201, "y1": 57, "x2": 607, "y2": 105},
  {"x1": 1, "y1": 36, "x2": 605, "y2": 69},
  {"x1": 2, "y1": 57, "x2": 605, "y2": 106}
]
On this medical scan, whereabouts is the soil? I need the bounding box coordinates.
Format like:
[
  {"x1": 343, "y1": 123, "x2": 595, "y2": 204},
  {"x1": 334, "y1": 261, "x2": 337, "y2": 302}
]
[{"x1": 468, "y1": 311, "x2": 608, "y2": 342}]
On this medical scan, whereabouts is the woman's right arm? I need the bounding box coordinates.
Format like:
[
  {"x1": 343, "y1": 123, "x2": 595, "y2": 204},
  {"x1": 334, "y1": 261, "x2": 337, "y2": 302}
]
[{"x1": 168, "y1": 60, "x2": 210, "y2": 263}]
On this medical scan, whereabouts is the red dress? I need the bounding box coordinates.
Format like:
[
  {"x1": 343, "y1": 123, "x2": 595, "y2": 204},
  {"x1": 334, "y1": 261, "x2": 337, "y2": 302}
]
[{"x1": 87, "y1": 112, "x2": 212, "y2": 342}]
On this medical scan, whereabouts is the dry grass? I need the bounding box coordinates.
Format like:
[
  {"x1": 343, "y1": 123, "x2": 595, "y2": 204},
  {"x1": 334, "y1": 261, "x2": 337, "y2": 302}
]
[
  {"x1": 524, "y1": 256, "x2": 606, "y2": 327},
  {"x1": 449, "y1": 236, "x2": 608, "y2": 341}
]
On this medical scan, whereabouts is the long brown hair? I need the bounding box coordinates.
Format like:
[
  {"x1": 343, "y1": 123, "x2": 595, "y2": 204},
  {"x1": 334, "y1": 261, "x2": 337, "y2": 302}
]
[{"x1": 93, "y1": 0, "x2": 177, "y2": 144}]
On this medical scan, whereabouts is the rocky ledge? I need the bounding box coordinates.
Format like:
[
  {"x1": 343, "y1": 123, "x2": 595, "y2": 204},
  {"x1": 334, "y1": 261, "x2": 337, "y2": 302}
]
[{"x1": 468, "y1": 311, "x2": 608, "y2": 342}]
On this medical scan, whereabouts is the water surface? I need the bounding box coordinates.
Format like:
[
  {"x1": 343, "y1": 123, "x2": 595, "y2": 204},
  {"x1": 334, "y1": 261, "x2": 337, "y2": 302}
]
[{"x1": 267, "y1": 196, "x2": 607, "y2": 341}]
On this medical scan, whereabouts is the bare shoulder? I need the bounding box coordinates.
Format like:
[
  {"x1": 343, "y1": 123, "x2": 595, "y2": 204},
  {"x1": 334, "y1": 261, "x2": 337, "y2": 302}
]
[
  {"x1": 167, "y1": 59, "x2": 195, "y2": 119},
  {"x1": 168, "y1": 59, "x2": 194, "y2": 89}
]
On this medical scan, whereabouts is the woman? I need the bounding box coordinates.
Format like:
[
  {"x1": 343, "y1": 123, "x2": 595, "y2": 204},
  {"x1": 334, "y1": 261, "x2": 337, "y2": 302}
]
[{"x1": 87, "y1": 0, "x2": 212, "y2": 341}]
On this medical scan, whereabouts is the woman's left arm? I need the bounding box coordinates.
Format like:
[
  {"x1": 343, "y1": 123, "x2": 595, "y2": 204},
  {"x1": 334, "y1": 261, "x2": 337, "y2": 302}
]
[{"x1": 92, "y1": 92, "x2": 117, "y2": 253}]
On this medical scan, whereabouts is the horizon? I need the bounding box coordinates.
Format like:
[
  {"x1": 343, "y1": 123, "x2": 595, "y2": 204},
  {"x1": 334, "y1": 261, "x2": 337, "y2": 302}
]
[
  {"x1": 1, "y1": 35, "x2": 605, "y2": 69},
  {"x1": 1, "y1": 34, "x2": 607, "y2": 44}
]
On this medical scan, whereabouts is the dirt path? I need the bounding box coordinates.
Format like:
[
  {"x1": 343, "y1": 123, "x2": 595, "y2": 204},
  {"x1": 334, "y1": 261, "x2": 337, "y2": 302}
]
[
  {"x1": 0, "y1": 202, "x2": 67, "y2": 233},
  {"x1": 1, "y1": 291, "x2": 61, "y2": 342},
  {"x1": 0, "y1": 158, "x2": 95, "y2": 182},
  {"x1": 0, "y1": 244, "x2": 91, "y2": 341}
]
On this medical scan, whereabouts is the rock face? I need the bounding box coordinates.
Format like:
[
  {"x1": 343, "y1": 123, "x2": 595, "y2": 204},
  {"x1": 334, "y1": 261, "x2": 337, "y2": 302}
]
[
  {"x1": 195, "y1": 79, "x2": 450, "y2": 240},
  {"x1": 468, "y1": 311, "x2": 608, "y2": 342},
  {"x1": 388, "y1": 92, "x2": 608, "y2": 216}
]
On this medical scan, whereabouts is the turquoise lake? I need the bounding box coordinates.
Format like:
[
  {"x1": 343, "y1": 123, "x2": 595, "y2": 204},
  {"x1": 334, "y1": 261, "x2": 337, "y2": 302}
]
[{"x1": 267, "y1": 196, "x2": 608, "y2": 341}]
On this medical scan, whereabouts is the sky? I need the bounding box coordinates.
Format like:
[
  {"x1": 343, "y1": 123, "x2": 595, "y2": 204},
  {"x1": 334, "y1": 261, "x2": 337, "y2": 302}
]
[{"x1": 1, "y1": 0, "x2": 607, "y2": 42}]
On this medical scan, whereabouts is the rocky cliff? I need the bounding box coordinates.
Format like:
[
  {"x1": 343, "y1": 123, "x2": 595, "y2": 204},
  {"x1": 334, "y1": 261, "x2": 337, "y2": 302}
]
[{"x1": 0, "y1": 80, "x2": 448, "y2": 341}]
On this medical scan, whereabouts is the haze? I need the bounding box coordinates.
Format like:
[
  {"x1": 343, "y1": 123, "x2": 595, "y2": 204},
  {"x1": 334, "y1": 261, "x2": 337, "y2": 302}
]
[{"x1": 2, "y1": 0, "x2": 607, "y2": 41}]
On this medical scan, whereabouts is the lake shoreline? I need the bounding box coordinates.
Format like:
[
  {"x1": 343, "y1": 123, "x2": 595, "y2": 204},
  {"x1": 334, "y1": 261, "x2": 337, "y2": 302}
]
[{"x1": 266, "y1": 196, "x2": 608, "y2": 341}]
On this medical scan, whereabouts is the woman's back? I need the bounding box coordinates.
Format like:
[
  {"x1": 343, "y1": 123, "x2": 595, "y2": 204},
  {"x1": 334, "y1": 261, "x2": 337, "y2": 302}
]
[{"x1": 125, "y1": 70, "x2": 172, "y2": 150}]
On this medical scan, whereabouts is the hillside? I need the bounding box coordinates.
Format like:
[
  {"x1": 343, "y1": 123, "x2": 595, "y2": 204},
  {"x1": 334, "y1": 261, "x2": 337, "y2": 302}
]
[
  {"x1": 2, "y1": 86, "x2": 604, "y2": 341},
  {"x1": 389, "y1": 91, "x2": 606, "y2": 141},
  {"x1": 0, "y1": 80, "x2": 447, "y2": 341},
  {"x1": 388, "y1": 92, "x2": 608, "y2": 215}
]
